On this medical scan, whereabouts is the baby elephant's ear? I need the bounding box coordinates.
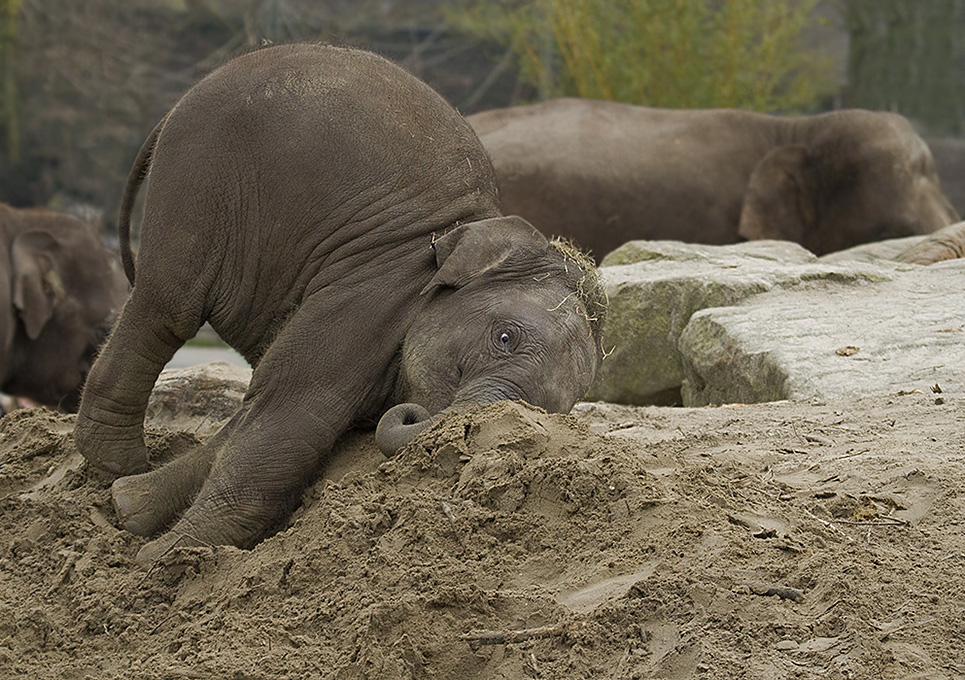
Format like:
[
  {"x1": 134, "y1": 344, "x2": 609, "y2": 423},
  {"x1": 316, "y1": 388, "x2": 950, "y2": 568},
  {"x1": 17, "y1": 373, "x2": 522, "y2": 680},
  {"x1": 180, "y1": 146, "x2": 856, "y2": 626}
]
[{"x1": 421, "y1": 216, "x2": 549, "y2": 295}]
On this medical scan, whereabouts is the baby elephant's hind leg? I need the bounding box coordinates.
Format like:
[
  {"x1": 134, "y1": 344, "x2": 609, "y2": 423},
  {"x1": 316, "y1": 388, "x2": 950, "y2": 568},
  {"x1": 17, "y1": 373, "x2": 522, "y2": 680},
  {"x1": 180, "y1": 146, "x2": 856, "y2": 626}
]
[{"x1": 76, "y1": 288, "x2": 200, "y2": 475}]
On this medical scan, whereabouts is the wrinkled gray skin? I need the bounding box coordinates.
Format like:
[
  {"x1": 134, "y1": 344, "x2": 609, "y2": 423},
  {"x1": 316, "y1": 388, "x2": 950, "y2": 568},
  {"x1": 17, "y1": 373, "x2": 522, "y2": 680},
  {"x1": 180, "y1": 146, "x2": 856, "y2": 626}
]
[
  {"x1": 469, "y1": 98, "x2": 959, "y2": 261},
  {"x1": 0, "y1": 203, "x2": 127, "y2": 411},
  {"x1": 896, "y1": 220, "x2": 965, "y2": 264},
  {"x1": 74, "y1": 45, "x2": 604, "y2": 567}
]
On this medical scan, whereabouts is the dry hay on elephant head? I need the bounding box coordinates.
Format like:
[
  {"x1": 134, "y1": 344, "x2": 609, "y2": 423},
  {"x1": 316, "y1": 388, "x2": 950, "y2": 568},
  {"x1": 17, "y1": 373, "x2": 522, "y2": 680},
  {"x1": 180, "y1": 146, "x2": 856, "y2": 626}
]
[{"x1": 549, "y1": 237, "x2": 609, "y2": 335}]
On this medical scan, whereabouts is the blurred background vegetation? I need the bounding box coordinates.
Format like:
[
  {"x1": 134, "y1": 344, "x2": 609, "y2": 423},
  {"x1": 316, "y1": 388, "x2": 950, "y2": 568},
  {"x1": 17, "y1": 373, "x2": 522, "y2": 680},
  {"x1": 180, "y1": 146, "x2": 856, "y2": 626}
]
[
  {"x1": 0, "y1": 0, "x2": 962, "y2": 235},
  {"x1": 451, "y1": 0, "x2": 833, "y2": 111}
]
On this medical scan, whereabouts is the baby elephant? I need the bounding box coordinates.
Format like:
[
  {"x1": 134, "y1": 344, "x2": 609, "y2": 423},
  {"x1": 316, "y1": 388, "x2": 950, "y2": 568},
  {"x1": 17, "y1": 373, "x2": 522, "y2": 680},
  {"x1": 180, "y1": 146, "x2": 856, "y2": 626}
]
[{"x1": 74, "y1": 44, "x2": 606, "y2": 566}]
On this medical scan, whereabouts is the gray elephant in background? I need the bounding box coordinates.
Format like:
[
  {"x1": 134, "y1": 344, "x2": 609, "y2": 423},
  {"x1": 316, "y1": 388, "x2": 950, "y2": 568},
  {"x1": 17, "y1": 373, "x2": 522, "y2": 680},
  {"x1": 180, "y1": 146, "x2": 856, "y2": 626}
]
[
  {"x1": 469, "y1": 98, "x2": 958, "y2": 261},
  {"x1": 74, "y1": 44, "x2": 606, "y2": 566},
  {"x1": 0, "y1": 203, "x2": 127, "y2": 411}
]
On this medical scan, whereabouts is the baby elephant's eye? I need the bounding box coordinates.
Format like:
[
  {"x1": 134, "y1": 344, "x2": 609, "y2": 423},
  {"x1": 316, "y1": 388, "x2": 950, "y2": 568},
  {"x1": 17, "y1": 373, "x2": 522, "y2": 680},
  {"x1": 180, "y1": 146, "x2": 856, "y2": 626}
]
[{"x1": 494, "y1": 327, "x2": 518, "y2": 352}]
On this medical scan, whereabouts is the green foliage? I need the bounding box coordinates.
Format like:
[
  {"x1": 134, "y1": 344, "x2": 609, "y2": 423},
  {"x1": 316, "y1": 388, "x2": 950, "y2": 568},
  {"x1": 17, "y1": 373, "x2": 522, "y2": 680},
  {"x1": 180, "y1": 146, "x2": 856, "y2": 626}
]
[
  {"x1": 0, "y1": 0, "x2": 20, "y2": 160},
  {"x1": 452, "y1": 0, "x2": 833, "y2": 112},
  {"x1": 843, "y1": 0, "x2": 965, "y2": 135}
]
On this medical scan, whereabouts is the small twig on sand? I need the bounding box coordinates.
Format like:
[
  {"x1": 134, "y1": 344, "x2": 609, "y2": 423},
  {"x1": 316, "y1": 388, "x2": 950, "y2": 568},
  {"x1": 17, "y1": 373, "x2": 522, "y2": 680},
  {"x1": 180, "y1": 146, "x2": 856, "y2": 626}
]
[
  {"x1": 460, "y1": 622, "x2": 586, "y2": 647},
  {"x1": 149, "y1": 610, "x2": 181, "y2": 634},
  {"x1": 801, "y1": 507, "x2": 853, "y2": 542},
  {"x1": 739, "y1": 581, "x2": 805, "y2": 603},
  {"x1": 831, "y1": 448, "x2": 871, "y2": 461},
  {"x1": 833, "y1": 518, "x2": 908, "y2": 527},
  {"x1": 440, "y1": 501, "x2": 464, "y2": 549},
  {"x1": 878, "y1": 617, "x2": 937, "y2": 641}
]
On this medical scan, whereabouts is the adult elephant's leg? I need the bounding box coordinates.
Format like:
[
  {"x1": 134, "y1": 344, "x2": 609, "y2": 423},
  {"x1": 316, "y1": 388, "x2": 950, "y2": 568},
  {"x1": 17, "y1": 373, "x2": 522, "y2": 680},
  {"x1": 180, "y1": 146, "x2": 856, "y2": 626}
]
[
  {"x1": 74, "y1": 287, "x2": 199, "y2": 475},
  {"x1": 132, "y1": 292, "x2": 405, "y2": 567},
  {"x1": 111, "y1": 408, "x2": 245, "y2": 536}
]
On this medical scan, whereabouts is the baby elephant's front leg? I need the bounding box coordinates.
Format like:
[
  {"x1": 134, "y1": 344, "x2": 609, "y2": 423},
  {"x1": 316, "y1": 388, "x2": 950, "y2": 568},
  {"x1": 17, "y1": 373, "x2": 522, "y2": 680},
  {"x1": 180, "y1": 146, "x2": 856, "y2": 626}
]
[
  {"x1": 134, "y1": 399, "x2": 334, "y2": 567},
  {"x1": 112, "y1": 410, "x2": 244, "y2": 536},
  {"x1": 131, "y1": 297, "x2": 398, "y2": 567}
]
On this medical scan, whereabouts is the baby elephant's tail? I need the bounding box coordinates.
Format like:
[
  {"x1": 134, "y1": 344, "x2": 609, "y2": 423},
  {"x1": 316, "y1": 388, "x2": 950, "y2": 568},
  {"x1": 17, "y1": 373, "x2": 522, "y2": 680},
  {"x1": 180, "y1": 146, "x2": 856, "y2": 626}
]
[{"x1": 118, "y1": 114, "x2": 167, "y2": 285}]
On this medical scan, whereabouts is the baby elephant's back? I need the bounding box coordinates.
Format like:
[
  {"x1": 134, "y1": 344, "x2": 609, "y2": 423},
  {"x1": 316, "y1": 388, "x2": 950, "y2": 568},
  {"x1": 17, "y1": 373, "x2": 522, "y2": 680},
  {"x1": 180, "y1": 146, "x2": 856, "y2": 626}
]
[
  {"x1": 134, "y1": 44, "x2": 501, "y2": 356},
  {"x1": 148, "y1": 43, "x2": 497, "y2": 247}
]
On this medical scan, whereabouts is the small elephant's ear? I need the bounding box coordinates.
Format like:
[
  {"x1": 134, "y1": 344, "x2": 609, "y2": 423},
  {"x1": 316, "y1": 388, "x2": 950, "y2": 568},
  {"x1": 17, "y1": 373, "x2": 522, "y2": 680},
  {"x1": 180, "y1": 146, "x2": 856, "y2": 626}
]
[
  {"x1": 11, "y1": 231, "x2": 65, "y2": 340},
  {"x1": 421, "y1": 216, "x2": 549, "y2": 295},
  {"x1": 738, "y1": 145, "x2": 815, "y2": 244}
]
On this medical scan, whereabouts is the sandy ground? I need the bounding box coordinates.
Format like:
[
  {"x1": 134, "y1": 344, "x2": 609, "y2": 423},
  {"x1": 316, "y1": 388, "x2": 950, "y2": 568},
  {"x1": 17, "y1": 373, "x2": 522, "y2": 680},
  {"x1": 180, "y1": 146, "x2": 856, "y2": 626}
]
[{"x1": 0, "y1": 392, "x2": 963, "y2": 679}]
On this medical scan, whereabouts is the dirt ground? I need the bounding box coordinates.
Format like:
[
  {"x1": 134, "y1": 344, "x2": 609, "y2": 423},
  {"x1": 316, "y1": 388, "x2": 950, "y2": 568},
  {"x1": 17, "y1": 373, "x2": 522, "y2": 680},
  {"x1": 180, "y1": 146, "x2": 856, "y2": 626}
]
[{"x1": 0, "y1": 392, "x2": 963, "y2": 679}]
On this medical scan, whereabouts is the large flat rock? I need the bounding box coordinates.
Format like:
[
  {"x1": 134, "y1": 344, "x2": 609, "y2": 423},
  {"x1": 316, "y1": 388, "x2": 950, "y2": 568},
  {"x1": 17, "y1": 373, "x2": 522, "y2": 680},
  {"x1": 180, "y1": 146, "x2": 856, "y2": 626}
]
[
  {"x1": 588, "y1": 240, "x2": 900, "y2": 405},
  {"x1": 679, "y1": 259, "x2": 965, "y2": 405}
]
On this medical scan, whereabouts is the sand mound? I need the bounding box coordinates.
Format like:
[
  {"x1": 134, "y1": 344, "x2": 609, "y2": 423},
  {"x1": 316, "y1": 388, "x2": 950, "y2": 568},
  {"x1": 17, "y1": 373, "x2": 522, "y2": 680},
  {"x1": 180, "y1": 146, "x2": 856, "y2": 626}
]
[{"x1": 1, "y1": 396, "x2": 962, "y2": 678}]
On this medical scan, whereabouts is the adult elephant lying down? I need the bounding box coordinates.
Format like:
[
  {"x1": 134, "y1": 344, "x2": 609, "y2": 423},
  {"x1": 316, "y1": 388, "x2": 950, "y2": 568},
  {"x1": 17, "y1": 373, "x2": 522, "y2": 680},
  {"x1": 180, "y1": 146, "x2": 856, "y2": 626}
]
[
  {"x1": 468, "y1": 98, "x2": 959, "y2": 260},
  {"x1": 74, "y1": 44, "x2": 607, "y2": 567}
]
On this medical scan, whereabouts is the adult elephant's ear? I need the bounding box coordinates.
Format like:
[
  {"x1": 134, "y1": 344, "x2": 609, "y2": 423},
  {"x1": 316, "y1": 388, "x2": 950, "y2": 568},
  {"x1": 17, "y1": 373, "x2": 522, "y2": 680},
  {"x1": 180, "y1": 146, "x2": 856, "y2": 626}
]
[
  {"x1": 421, "y1": 215, "x2": 549, "y2": 294},
  {"x1": 11, "y1": 231, "x2": 65, "y2": 339},
  {"x1": 738, "y1": 145, "x2": 816, "y2": 245}
]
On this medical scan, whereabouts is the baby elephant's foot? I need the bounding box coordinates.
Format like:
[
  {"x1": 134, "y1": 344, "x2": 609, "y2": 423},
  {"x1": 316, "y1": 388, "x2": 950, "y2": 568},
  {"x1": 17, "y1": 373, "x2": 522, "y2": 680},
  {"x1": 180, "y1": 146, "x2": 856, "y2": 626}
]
[
  {"x1": 112, "y1": 446, "x2": 214, "y2": 538},
  {"x1": 112, "y1": 474, "x2": 178, "y2": 537},
  {"x1": 75, "y1": 415, "x2": 149, "y2": 476}
]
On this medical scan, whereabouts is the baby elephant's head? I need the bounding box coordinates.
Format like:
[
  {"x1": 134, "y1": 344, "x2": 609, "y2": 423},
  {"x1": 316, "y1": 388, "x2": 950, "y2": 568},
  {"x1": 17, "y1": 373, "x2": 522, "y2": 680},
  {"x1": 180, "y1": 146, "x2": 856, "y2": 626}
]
[{"x1": 377, "y1": 216, "x2": 607, "y2": 455}]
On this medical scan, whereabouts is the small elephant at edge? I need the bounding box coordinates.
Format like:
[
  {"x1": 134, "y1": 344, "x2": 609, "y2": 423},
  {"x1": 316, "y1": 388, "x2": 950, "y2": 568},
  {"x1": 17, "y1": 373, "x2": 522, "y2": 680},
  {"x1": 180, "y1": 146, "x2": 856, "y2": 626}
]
[
  {"x1": 468, "y1": 98, "x2": 959, "y2": 261},
  {"x1": 74, "y1": 44, "x2": 607, "y2": 567},
  {"x1": 0, "y1": 203, "x2": 127, "y2": 411},
  {"x1": 895, "y1": 220, "x2": 965, "y2": 265},
  {"x1": 820, "y1": 219, "x2": 965, "y2": 265}
]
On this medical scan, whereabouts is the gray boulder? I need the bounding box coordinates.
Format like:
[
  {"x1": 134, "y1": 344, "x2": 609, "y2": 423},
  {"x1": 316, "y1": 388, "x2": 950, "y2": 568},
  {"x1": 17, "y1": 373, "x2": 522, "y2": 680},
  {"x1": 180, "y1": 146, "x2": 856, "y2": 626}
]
[
  {"x1": 146, "y1": 362, "x2": 251, "y2": 435},
  {"x1": 679, "y1": 259, "x2": 965, "y2": 405},
  {"x1": 598, "y1": 238, "x2": 817, "y2": 268},
  {"x1": 588, "y1": 240, "x2": 899, "y2": 405}
]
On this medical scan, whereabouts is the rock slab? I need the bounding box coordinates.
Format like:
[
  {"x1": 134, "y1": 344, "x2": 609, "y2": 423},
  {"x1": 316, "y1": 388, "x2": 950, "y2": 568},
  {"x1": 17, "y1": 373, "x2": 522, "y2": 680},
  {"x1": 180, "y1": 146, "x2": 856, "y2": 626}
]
[
  {"x1": 679, "y1": 259, "x2": 965, "y2": 405},
  {"x1": 588, "y1": 239, "x2": 900, "y2": 405}
]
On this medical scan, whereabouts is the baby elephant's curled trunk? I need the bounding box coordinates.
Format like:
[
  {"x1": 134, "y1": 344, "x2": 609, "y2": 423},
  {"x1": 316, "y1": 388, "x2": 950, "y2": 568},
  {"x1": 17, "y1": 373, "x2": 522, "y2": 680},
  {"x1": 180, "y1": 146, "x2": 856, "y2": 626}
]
[{"x1": 375, "y1": 403, "x2": 434, "y2": 456}]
